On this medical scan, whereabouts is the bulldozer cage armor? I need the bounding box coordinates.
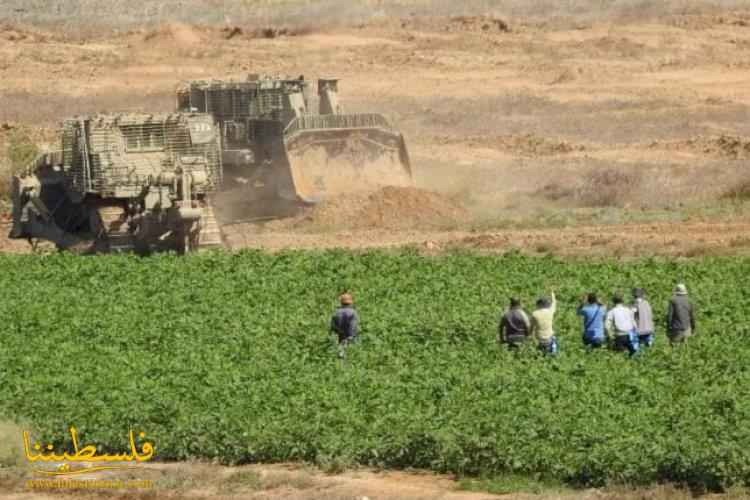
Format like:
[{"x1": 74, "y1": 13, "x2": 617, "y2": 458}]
[
  {"x1": 177, "y1": 79, "x2": 310, "y2": 123},
  {"x1": 59, "y1": 113, "x2": 222, "y2": 197},
  {"x1": 175, "y1": 76, "x2": 412, "y2": 204},
  {"x1": 10, "y1": 112, "x2": 225, "y2": 254}
]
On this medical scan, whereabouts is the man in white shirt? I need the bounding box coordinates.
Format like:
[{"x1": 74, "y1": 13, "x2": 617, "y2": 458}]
[{"x1": 605, "y1": 292, "x2": 639, "y2": 356}]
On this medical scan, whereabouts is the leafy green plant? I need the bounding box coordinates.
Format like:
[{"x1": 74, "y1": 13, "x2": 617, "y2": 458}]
[
  {"x1": 0, "y1": 251, "x2": 748, "y2": 490},
  {"x1": 458, "y1": 473, "x2": 567, "y2": 495}
]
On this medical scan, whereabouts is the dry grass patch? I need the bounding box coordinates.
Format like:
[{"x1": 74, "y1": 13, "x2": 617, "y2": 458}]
[
  {"x1": 0, "y1": 126, "x2": 39, "y2": 199},
  {"x1": 0, "y1": 420, "x2": 25, "y2": 468},
  {"x1": 222, "y1": 468, "x2": 317, "y2": 492},
  {"x1": 0, "y1": 420, "x2": 27, "y2": 493},
  {"x1": 722, "y1": 179, "x2": 750, "y2": 201},
  {"x1": 577, "y1": 167, "x2": 644, "y2": 208},
  {"x1": 729, "y1": 236, "x2": 750, "y2": 248}
]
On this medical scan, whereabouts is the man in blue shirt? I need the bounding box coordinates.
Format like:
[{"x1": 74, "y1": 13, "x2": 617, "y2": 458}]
[
  {"x1": 577, "y1": 293, "x2": 607, "y2": 350},
  {"x1": 331, "y1": 292, "x2": 360, "y2": 358}
]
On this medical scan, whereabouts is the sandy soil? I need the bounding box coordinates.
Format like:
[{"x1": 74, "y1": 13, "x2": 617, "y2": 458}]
[
  {"x1": 0, "y1": 462, "x2": 742, "y2": 500},
  {"x1": 2, "y1": 8, "x2": 750, "y2": 256},
  {"x1": 1, "y1": 464, "x2": 498, "y2": 500},
  {"x1": 220, "y1": 220, "x2": 750, "y2": 257},
  {"x1": 4, "y1": 219, "x2": 748, "y2": 257},
  {"x1": 3, "y1": 7, "x2": 750, "y2": 498}
]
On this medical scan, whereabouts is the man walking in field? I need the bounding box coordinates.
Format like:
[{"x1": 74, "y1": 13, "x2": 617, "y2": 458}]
[
  {"x1": 605, "y1": 292, "x2": 639, "y2": 356},
  {"x1": 577, "y1": 293, "x2": 606, "y2": 350},
  {"x1": 667, "y1": 284, "x2": 696, "y2": 345},
  {"x1": 499, "y1": 297, "x2": 531, "y2": 351},
  {"x1": 631, "y1": 288, "x2": 655, "y2": 348},
  {"x1": 530, "y1": 291, "x2": 559, "y2": 356},
  {"x1": 331, "y1": 292, "x2": 360, "y2": 358}
]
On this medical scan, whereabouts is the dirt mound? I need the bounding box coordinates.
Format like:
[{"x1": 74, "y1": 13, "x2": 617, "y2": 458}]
[
  {"x1": 248, "y1": 25, "x2": 314, "y2": 39},
  {"x1": 356, "y1": 186, "x2": 469, "y2": 228},
  {"x1": 142, "y1": 23, "x2": 205, "y2": 45},
  {"x1": 650, "y1": 135, "x2": 750, "y2": 159},
  {"x1": 0, "y1": 23, "x2": 47, "y2": 43},
  {"x1": 1, "y1": 29, "x2": 27, "y2": 42},
  {"x1": 445, "y1": 16, "x2": 510, "y2": 33},
  {"x1": 668, "y1": 13, "x2": 750, "y2": 31},
  {"x1": 431, "y1": 134, "x2": 584, "y2": 157},
  {"x1": 398, "y1": 15, "x2": 510, "y2": 33},
  {"x1": 269, "y1": 187, "x2": 469, "y2": 230},
  {"x1": 217, "y1": 24, "x2": 315, "y2": 41}
]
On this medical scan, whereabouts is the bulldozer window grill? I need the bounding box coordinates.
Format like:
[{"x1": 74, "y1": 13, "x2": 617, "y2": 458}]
[{"x1": 122, "y1": 124, "x2": 166, "y2": 152}]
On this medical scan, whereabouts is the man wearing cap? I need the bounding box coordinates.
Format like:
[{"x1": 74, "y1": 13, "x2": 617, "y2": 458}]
[
  {"x1": 667, "y1": 284, "x2": 695, "y2": 344},
  {"x1": 577, "y1": 293, "x2": 606, "y2": 350},
  {"x1": 530, "y1": 291, "x2": 559, "y2": 355},
  {"x1": 331, "y1": 292, "x2": 360, "y2": 356},
  {"x1": 605, "y1": 292, "x2": 639, "y2": 356},
  {"x1": 631, "y1": 288, "x2": 655, "y2": 348},
  {"x1": 499, "y1": 297, "x2": 531, "y2": 351}
]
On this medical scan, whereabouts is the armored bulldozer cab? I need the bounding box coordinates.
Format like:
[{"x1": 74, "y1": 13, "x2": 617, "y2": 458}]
[
  {"x1": 9, "y1": 112, "x2": 224, "y2": 254},
  {"x1": 176, "y1": 75, "x2": 412, "y2": 204}
]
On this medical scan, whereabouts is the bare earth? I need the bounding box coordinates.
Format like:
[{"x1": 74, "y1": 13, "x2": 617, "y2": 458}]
[
  {"x1": 3, "y1": 464, "x2": 501, "y2": 500},
  {"x1": 2, "y1": 5, "x2": 750, "y2": 498},
  {"x1": 0, "y1": 462, "x2": 742, "y2": 500},
  {"x1": 2, "y1": 9, "x2": 750, "y2": 256},
  {"x1": 221, "y1": 220, "x2": 750, "y2": 257}
]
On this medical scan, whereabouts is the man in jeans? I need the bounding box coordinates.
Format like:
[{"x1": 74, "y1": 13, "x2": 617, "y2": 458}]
[
  {"x1": 331, "y1": 293, "x2": 360, "y2": 357},
  {"x1": 632, "y1": 288, "x2": 655, "y2": 348},
  {"x1": 605, "y1": 292, "x2": 639, "y2": 356},
  {"x1": 667, "y1": 283, "x2": 696, "y2": 344},
  {"x1": 499, "y1": 297, "x2": 531, "y2": 351},
  {"x1": 577, "y1": 293, "x2": 606, "y2": 350},
  {"x1": 530, "y1": 291, "x2": 559, "y2": 356}
]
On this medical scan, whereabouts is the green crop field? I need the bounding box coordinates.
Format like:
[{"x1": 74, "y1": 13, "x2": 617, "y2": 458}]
[{"x1": 1, "y1": 251, "x2": 750, "y2": 489}]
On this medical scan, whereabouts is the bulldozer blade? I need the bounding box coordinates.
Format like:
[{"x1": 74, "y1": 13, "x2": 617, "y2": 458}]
[{"x1": 282, "y1": 124, "x2": 412, "y2": 204}]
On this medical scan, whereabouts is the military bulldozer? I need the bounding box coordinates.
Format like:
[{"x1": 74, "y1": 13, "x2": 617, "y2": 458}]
[
  {"x1": 9, "y1": 112, "x2": 224, "y2": 254},
  {"x1": 176, "y1": 76, "x2": 412, "y2": 206}
]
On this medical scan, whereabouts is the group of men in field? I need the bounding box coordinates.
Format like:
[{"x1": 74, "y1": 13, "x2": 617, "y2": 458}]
[
  {"x1": 330, "y1": 284, "x2": 696, "y2": 357},
  {"x1": 499, "y1": 284, "x2": 696, "y2": 356}
]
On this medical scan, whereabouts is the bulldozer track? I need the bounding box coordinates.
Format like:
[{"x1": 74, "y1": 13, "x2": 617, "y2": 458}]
[
  {"x1": 96, "y1": 205, "x2": 134, "y2": 253},
  {"x1": 196, "y1": 201, "x2": 225, "y2": 250}
]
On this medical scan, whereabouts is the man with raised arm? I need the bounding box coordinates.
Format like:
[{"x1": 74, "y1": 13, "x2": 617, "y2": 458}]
[{"x1": 530, "y1": 291, "x2": 558, "y2": 356}]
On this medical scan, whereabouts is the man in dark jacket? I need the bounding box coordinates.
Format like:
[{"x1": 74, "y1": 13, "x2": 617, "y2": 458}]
[
  {"x1": 667, "y1": 283, "x2": 695, "y2": 344},
  {"x1": 499, "y1": 297, "x2": 531, "y2": 350},
  {"x1": 331, "y1": 293, "x2": 359, "y2": 356}
]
